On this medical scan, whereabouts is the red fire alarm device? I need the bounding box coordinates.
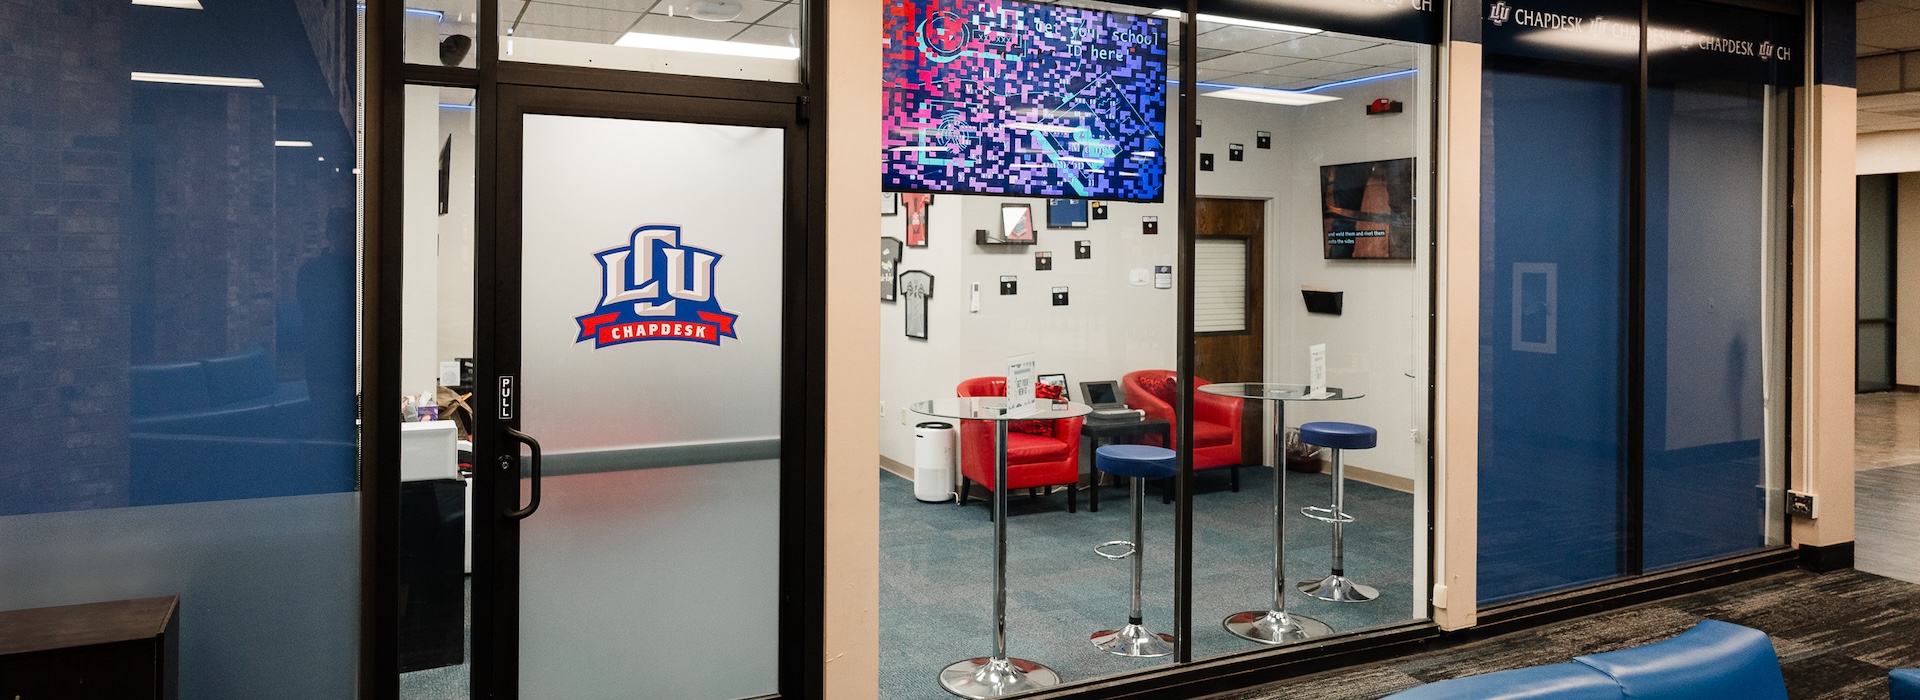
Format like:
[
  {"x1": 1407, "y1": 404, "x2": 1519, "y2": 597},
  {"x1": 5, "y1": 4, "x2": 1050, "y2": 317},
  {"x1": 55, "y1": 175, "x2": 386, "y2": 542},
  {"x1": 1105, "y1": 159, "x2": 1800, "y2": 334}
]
[{"x1": 1366, "y1": 98, "x2": 1403, "y2": 115}]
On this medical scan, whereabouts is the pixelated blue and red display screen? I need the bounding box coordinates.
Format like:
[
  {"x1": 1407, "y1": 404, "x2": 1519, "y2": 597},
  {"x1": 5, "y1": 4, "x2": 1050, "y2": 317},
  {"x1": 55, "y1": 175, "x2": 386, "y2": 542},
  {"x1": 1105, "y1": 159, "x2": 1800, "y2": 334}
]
[{"x1": 882, "y1": 0, "x2": 1169, "y2": 202}]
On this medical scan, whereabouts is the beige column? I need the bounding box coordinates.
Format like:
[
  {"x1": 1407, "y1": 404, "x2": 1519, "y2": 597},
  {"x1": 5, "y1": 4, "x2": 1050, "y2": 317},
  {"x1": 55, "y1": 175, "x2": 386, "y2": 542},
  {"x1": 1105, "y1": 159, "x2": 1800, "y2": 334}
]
[
  {"x1": 1789, "y1": 84, "x2": 1857, "y2": 549},
  {"x1": 1432, "y1": 40, "x2": 1480, "y2": 631},
  {"x1": 821, "y1": 0, "x2": 882, "y2": 695}
]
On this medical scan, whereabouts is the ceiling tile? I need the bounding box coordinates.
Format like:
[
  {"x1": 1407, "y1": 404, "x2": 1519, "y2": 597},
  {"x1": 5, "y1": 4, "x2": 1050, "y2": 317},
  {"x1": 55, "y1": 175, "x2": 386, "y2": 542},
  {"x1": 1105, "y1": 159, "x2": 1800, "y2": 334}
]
[
  {"x1": 1250, "y1": 34, "x2": 1378, "y2": 60},
  {"x1": 632, "y1": 12, "x2": 742, "y2": 39},
  {"x1": 731, "y1": 24, "x2": 797, "y2": 46},
  {"x1": 1859, "y1": 1, "x2": 1909, "y2": 19},
  {"x1": 1255, "y1": 59, "x2": 1370, "y2": 80},
  {"x1": 758, "y1": 4, "x2": 798, "y2": 28},
  {"x1": 1858, "y1": 10, "x2": 1920, "y2": 52},
  {"x1": 1194, "y1": 67, "x2": 1238, "y2": 83},
  {"x1": 1198, "y1": 51, "x2": 1302, "y2": 73},
  {"x1": 1325, "y1": 43, "x2": 1415, "y2": 68},
  {"x1": 1215, "y1": 72, "x2": 1298, "y2": 88},
  {"x1": 518, "y1": 2, "x2": 639, "y2": 32},
  {"x1": 1197, "y1": 25, "x2": 1305, "y2": 52},
  {"x1": 650, "y1": 0, "x2": 782, "y2": 23},
  {"x1": 1860, "y1": 44, "x2": 1893, "y2": 56}
]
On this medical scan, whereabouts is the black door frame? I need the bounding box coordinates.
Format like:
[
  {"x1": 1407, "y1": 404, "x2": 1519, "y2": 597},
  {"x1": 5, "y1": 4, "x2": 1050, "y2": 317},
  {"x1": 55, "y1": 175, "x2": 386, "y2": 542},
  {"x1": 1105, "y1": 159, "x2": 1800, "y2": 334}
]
[
  {"x1": 366, "y1": 0, "x2": 829, "y2": 695},
  {"x1": 472, "y1": 84, "x2": 817, "y2": 699}
]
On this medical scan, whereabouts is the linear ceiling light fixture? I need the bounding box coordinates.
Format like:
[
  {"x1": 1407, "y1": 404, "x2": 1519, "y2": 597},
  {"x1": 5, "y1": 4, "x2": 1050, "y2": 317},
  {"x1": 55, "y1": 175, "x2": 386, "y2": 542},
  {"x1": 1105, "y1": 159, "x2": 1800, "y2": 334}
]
[
  {"x1": 1200, "y1": 85, "x2": 1341, "y2": 106},
  {"x1": 131, "y1": 72, "x2": 264, "y2": 88},
  {"x1": 614, "y1": 32, "x2": 800, "y2": 60},
  {"x1": 274, "y1": 140, "x2": 314, "y2": 147},
  {"x1": 132, "y1": 0, "x2": 204, "y2": 8},
  {"x1": 1152, "y1": 9, "x2": 1319, "y2": 34}
]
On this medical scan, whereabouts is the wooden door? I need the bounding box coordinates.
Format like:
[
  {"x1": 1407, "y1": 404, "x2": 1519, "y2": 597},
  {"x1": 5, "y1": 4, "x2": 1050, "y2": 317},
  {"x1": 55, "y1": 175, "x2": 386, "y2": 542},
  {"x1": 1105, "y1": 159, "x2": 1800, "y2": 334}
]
[{"x1": 1194, "y1": 198, "x2": 1264, "y2": 466}]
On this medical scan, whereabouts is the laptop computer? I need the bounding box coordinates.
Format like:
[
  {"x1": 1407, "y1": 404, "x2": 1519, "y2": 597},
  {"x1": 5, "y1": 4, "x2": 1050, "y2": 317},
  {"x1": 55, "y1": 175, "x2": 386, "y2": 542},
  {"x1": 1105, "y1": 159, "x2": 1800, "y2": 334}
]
[{"x1": 1079, "y1": 380, "x2": 1141, "y2": 418}]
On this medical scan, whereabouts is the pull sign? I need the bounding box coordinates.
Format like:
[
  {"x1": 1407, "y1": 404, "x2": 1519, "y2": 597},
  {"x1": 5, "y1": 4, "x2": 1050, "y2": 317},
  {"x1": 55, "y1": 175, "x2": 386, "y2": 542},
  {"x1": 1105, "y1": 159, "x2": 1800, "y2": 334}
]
[{"x1": 498, "y1": 376, "x2": 515, "y2": 420}]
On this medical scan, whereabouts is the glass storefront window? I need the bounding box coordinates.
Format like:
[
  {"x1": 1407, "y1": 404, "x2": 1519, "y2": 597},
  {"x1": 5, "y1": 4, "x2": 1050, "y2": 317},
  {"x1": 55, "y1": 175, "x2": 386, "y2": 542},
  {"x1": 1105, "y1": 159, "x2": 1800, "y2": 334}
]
[
  {"x1": 406, "y1": 1, "x2": 480, "y2": 68},
  {"x1": 493, "y1": 0, "x2": 802, "y2": 82},
  {"x1": 0, "y1": 0, "x2": 363, "y2": 696}
]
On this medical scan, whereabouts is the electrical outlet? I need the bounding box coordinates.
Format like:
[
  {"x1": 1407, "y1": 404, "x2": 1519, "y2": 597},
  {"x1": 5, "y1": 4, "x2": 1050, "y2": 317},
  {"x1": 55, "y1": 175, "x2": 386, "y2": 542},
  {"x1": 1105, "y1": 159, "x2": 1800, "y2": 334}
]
[{"x1": 1787, "y1": 490, "x2": 1817, "y2": 519}]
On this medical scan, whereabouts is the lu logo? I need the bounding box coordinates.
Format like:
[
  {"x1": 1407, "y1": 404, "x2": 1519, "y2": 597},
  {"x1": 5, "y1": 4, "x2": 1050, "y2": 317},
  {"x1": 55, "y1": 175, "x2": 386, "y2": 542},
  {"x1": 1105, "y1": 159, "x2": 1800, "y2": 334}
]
[{"x1": 574, "y1": 224, "x2": 740, "y2": 348}]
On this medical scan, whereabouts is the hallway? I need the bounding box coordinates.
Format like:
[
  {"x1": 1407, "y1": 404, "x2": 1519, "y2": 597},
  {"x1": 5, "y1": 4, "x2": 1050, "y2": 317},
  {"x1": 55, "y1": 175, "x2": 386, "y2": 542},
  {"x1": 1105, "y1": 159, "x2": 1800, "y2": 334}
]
[{"x1": 1856, "y1": 392, "x2": 1920, "y2": 585}]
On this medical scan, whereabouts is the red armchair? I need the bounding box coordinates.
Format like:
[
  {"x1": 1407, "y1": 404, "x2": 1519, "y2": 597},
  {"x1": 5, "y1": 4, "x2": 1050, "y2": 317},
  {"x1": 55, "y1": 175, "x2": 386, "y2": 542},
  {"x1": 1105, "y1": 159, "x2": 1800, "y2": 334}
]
[
  {"x1": 955, "y1": 377, "x2": 1083, "y2": 516},
  {"x1": 1122, "y1": 370, "x2": 1243, "y2": 492}
]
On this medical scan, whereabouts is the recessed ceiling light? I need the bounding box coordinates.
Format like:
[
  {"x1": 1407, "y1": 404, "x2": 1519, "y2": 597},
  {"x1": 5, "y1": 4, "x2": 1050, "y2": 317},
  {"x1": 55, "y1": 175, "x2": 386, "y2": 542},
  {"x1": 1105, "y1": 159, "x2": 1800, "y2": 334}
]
[
  {"x1": 132, "y1": 0, "x2": 203, "y2": 8},
  {"x1": 615, "y1": 32, "x2": 799, "y2": 60},
  {"x1": 275, "y1": 140, "x2": 314, "y2": 147},
  {"x1": 131, "y1": 72, "x2": 264, "y2": 88},
  {"x1": 1201, "y1": 86, "x2": 1341, "y2": 106},
  {"x1": 687, "y1": 0, "x2": 743, "y2": 22}
]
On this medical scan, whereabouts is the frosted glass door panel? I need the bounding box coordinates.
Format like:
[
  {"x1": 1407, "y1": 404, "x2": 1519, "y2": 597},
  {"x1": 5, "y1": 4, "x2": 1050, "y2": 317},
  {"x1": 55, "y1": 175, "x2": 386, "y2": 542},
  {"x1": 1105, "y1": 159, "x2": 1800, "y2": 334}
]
[
  {"x1": 520, "y1": 115, "x2": 784, "y2": 451},
  {"x1": 517, "y1": 114, "x2": 784, "y2": 699}
]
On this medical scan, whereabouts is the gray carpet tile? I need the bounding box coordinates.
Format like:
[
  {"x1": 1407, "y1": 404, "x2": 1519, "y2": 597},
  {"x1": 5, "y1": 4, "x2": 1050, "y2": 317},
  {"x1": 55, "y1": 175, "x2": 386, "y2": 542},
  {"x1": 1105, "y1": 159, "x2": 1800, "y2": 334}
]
[
  {"x1": 1204, "y1": 568, "x2": 1920, "y2": 700},
  {"x1": 880, "y1": 466, "x2": 1419, "y2": 700}
]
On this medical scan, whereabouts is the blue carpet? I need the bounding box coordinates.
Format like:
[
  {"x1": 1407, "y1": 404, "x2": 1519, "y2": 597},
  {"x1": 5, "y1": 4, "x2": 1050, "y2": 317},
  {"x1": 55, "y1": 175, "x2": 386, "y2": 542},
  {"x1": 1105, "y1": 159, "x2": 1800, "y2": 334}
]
[{"x1": 880, "y1": 466, "x2": 1418, "y2": 700}]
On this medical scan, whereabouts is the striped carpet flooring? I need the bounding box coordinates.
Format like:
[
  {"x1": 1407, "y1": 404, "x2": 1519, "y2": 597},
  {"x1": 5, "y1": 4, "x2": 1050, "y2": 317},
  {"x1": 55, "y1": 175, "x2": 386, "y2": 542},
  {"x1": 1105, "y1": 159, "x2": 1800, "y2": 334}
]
[{"x1": 1205, "y1": 568, "x2": 1920, "y2": 700}]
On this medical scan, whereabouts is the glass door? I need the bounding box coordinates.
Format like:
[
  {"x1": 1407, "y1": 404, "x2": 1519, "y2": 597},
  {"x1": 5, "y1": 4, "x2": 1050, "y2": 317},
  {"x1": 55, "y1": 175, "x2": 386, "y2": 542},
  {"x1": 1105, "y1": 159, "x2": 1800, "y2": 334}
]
[{"x1": 475, "y1": 85, "x2": 803, "y2": 699}]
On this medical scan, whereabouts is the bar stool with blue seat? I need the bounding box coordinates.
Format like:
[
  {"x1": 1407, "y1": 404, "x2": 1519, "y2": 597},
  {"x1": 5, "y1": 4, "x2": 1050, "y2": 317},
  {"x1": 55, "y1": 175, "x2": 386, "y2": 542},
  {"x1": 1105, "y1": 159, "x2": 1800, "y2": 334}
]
[
  {"x1": 1088, "y1": 444, "x2": 1177, "y2": 657},
  {"x1": 1296, "y1": 421, "x2": 1378, "y2": 603}
]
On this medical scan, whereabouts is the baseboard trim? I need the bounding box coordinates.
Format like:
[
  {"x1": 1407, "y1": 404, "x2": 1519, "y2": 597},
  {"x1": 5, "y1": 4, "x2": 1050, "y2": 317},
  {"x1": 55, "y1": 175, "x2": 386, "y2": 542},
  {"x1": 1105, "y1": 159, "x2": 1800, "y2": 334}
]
[
  {"x1": 880, "y1": 455, "x2": 913, "y2": 480},
  {"x1": 1798, "y1": 541, "x2": 1855, "y2": 573}
]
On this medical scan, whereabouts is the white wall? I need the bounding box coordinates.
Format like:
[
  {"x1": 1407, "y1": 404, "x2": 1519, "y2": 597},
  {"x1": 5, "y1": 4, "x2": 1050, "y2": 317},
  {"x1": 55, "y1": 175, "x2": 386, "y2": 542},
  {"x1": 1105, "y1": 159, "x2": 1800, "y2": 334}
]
[
  {"x1": 1899, "y1": 172, "x2": 1920, "y2": 387},
  {"x1": 437, "y1": 102, "x2": 476, "y2": 365},
  {"x1": 402, "y1": 84, "x2": 441, "y2": 396},
  {"x1": 875, "y1": 65, "x2": 1436, "y2": 484},
  {"x1": 1194, "y1": 68, "x2": 1434, "y2": 481}
]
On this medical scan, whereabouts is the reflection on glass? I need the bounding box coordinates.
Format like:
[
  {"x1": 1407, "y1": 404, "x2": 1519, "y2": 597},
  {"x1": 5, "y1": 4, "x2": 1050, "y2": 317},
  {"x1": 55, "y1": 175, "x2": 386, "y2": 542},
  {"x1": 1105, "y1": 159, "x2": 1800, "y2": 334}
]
[
  {"x1": 399, "y1": 85, "x2": 477, "y2": 697},
  {"x1": 0, "y1": 0, "x2": 362, "y2": 696},
  {"x1": 406, "y1": 1, "x2": 480, "y2": 67},
  {"x1": 1189, "y1": 23, "x2": 1433, "y2": 657},
  {"x1": 876, "y1": 1, "x2": 1181, "y2": 693}
]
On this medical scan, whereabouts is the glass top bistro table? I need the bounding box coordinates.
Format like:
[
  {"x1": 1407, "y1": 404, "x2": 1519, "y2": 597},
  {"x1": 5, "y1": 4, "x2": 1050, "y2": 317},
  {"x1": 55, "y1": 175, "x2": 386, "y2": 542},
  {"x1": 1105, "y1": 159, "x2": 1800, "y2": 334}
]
[
  {"x1": 1195, "y1": 383, "x2": 1363, "y2": 645},
  {"x1": 911, "y1": 397, "x2": 1094, "y2": 699}
]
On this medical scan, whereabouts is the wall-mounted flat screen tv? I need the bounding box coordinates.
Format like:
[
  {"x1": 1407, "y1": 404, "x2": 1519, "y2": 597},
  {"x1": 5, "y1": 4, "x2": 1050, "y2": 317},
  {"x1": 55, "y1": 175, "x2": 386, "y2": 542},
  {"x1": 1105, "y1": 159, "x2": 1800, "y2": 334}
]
[{"x1": 882, "y1": 0, "x2": 1168, "y2": 202}]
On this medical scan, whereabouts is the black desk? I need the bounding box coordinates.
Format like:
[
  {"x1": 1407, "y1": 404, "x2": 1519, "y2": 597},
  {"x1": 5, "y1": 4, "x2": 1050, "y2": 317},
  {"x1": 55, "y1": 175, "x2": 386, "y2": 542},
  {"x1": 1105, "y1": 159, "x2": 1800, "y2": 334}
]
[{"x1": 1081, "y1": 415, "x2": 1170, "y2": 512}]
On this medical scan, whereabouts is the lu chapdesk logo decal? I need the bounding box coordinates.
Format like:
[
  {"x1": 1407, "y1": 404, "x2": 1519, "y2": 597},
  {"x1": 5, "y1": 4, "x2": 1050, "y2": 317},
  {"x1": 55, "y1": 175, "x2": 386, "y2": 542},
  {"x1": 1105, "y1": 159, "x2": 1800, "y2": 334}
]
[{"x1": 575, "y1": 224, "x2": 739, "y2": 348}]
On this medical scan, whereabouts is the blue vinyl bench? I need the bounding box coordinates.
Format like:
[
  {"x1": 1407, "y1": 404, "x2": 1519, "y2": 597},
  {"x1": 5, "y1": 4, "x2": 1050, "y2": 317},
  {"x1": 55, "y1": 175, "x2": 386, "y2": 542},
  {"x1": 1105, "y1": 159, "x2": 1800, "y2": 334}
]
[{"x1": 1383, "y1": 620, "x2": 1786, "y2": 700}]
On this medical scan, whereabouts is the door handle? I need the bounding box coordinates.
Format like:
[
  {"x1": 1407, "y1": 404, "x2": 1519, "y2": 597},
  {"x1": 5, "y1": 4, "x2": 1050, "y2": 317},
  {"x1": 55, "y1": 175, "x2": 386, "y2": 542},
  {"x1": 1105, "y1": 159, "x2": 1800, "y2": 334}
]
[{"x1": 503, "y1": 427, "x2": 542, "y2": 520}]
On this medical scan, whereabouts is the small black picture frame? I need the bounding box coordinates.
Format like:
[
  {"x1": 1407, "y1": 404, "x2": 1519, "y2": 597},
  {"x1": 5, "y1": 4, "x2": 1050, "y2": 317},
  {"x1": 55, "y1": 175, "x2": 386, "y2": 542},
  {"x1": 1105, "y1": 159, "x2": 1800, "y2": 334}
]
[
  {"x1": 1257, "y1": 131, "x2": 1272, "y2": 149},
  {"x1": 1229, "y1": 143, "x2": 1244, "y2": 161},
  {"x1": 1200, "y1": 153, "x2": 1214, "y2": 171},
  {"x1": 1035, "y1": 251, "x2": 1052, "y2": 270}
]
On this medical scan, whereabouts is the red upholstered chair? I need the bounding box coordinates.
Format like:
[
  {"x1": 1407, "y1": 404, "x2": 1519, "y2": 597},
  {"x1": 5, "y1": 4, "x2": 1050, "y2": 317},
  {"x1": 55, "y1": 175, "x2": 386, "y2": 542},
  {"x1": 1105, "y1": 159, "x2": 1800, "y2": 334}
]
[
  {"x1": 1122, "y1": 370, "x2": 1243, "y2": 493},
  {"x1": 955, "y1": 377, "x2": 1083, "y2": 516}
]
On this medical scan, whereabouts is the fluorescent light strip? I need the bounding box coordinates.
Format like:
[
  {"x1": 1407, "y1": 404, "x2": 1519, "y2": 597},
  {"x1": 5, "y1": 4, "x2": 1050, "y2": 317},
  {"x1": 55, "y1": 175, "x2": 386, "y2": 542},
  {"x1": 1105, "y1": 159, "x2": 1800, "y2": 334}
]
[
  {"x1": 615, "y1": 32, "x2": 799, "y2": 60},
  {"x1": 1302, "y1": 68, "x2": 1418, "y2": 93},
  {"x1": 132, "y1": 0, "x2": 203, "y2": 9},
  {"x1": 1197, "y1": 14, "x2": 1319, "y2": 34},
  {"x1": 440, "y1": 103, "x2": 476, "y2": 110},
  {"x1": 1002, "y1": 122, "x2": 1082, "y2": 134},
  {"x1": 1200, "y1": 85, "x2": 1341, "y2": 106},
  {"x1": 405, "y1": 7, "x2": 444, "y2": 19},
  {"x1": 1158, "y1": 10, "x2": 1321, "y2": 34},
  {"x1": 131, "y1": 72, "x2": 264, "y2": 88},
  {"x1": 274, "y1": 140, "x2": 313, "y2": 148}
]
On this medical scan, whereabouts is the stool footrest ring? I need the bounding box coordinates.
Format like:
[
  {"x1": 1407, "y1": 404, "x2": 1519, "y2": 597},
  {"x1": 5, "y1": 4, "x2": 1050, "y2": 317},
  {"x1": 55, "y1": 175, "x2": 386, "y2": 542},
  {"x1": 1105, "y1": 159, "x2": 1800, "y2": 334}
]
[
  {"x1": 1094, "y1": 540, "x2": 1136, "y2": 560},
  {"x1": 1300, "y1": 505, "x2": 1354, "y2": 524}
]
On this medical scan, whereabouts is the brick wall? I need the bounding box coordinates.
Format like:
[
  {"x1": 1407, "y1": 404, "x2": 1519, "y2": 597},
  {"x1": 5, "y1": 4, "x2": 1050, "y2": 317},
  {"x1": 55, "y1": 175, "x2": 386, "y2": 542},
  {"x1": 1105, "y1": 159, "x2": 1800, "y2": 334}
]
[{"x1": 0, "y1": 0, "x2": 134, "y2": 514}]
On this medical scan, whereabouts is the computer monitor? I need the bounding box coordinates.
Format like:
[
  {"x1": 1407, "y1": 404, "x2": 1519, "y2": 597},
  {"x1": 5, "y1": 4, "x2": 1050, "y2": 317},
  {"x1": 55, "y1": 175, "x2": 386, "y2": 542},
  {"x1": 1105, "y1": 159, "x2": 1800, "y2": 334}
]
[
  {"x1": 1037, "y1": 373, "x2": 1068, "y2": 400},
  {"x1": 1080, "y1": 380, "x2": 1123, "y2": 408}
]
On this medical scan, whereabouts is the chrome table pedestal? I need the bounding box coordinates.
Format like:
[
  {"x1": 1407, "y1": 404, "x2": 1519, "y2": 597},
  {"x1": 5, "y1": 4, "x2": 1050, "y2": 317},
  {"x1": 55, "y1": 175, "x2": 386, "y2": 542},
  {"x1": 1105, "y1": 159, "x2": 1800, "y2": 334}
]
[
  {"x1": 1198, "y1": 383, "x2": 1360, "y2": 645},
  {"x1": 913, "y1": 398, "x2": 1091, "y2": 698}
]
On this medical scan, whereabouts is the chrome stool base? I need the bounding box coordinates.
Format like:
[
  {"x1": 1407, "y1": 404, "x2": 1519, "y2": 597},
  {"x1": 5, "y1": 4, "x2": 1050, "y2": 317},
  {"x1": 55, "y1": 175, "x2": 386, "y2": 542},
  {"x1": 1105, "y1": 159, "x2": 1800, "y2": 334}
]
[
  {"x1": 1222, "y1": 609, "x2": 1334, "y2": 644},
  {"x1": 1299, "y1": 573, "x2": 1378, "y2": 603},
  {"x1": 939, "y1": 656, "x2": 1060, "y2": 698},
  {"x1": 1091, "y1": 623, "x2": 1176, "y2": 657}
]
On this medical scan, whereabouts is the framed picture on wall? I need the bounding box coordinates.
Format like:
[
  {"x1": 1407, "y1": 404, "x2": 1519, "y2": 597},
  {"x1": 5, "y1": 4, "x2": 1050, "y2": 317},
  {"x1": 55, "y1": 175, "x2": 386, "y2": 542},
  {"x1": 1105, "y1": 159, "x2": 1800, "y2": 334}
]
[
  {"x1": 882, "y1": 191, "x2": 899, "y2": 216},
  {"x1": 1321, "y1": 157, "x2": 1415, "y2": 259},
  {"x1": 978, "y1": 203, "x2": 1036, "y2": 245},
  {"x1": 900, "y1": 270, "x2": 934, "y2": 339},
  {"x1": 881, "y1": 236, "x2": 903, "y2": 302},
  {"x1": 902, "y1": 193, "x2": 932, "y2": 246},
  {"x1": 1046, "y1": 199, "x2": 1089, "y2": 228}
]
